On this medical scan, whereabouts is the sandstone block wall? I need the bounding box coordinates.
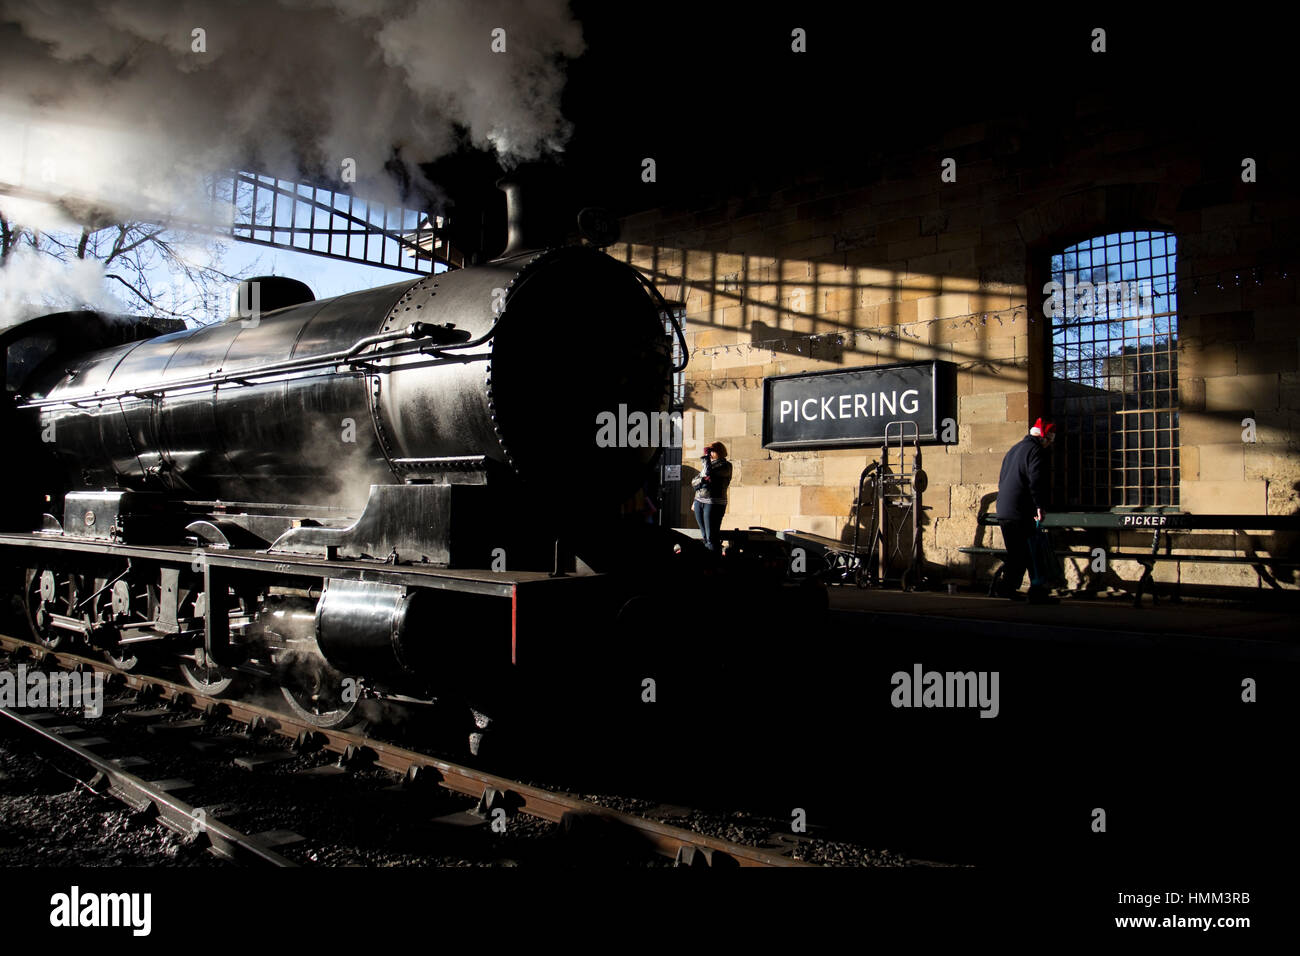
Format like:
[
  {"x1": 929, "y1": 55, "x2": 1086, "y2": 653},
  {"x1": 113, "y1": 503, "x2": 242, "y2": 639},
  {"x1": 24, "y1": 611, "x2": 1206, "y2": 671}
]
[{"x1": 613, "y1": 107, "x2": 1299, "y2": 591}]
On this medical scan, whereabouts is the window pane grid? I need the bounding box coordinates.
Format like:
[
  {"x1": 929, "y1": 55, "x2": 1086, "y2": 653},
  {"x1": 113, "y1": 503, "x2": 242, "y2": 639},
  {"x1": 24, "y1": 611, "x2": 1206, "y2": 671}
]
[{"x1": 1049, "y1": 231, "x2": 1180, "y2": 508}]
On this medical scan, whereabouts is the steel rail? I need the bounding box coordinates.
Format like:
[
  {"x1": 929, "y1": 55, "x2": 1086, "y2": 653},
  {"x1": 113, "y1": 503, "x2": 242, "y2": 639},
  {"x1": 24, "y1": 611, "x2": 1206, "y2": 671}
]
[
  {"x1": 0, "y1": 703, "x2": 296, "y2": 867},
  {"x1": 0, "y1": 633, "x2": 807, "y2": 867}
]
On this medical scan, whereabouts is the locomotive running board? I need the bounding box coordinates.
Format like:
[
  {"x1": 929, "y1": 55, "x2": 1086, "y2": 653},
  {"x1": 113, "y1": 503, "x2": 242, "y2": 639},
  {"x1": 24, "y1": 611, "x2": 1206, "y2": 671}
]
[
  {"x1": 268, "y1": 482, "x2": 502, "y2": 566},
  {"x1": 0, "y1": 532, "x2": 565, "y2": 598}
]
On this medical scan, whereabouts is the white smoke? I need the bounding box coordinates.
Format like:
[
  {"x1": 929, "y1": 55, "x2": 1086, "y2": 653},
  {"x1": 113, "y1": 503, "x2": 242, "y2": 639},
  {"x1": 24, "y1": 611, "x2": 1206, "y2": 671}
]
[
  {"x1": 0, "y1": 0, "x2": 583, "y2": 199},
  {"x1": 0, "y1": 194, "x2": 85, "y2": 235},
  {"x1": 0, "y1": 0, "x2": 584, "y2": 323},
  {"x1": 0, "y1": 247, "x2": 124, "y2": 323}
]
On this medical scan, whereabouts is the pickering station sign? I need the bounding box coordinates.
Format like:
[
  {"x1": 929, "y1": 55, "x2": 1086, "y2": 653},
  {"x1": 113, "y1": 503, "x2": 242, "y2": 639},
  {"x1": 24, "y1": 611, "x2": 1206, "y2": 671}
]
[{"x1": 762, "y1": 361, "x2": 957, "y2": 450}]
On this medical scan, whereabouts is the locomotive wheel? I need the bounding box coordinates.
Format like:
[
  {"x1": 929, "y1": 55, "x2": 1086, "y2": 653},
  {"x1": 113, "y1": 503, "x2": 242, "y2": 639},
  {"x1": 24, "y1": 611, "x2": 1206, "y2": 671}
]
[
  {"x1": 179, "y1": 656, "x2": 241, "y2": 697},
  {"x1": 105, "y1": 646, "x2": 140, "y2": 672},
  {"x1": 24, "y1": 568, "x2": 75, "y2": 650},
  {"x1": 102, "y1": 577, "x2": 152, "y2": 672},
  {"x1": 279, "y1": 669, "x2": 361, "y2": 729}
]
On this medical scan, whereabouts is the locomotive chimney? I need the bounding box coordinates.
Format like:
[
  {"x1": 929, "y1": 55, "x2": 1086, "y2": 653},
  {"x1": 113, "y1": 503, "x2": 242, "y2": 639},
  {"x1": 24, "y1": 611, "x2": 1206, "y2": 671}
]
[{"x1": 496, "y1": 167, "x2": 564, "y2": 257}]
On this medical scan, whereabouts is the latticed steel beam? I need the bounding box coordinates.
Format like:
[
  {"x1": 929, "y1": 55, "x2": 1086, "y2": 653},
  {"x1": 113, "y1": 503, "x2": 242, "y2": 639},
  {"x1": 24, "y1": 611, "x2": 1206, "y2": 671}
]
[
  {"x1": 0, "y1": 172, "x2": 461, "y2": 274},
  {"x1": 219, "y1": 171, "x2": 458, "y2": 274}
]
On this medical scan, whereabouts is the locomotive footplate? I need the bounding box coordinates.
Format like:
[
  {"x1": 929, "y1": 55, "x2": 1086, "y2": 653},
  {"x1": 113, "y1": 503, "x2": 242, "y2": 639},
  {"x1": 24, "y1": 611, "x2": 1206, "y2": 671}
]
[
  {"x1": 0, "y1": 531, "x2": 626, "y2": 674},
  {"x1": 1, "y1": 532, "x2": 543, "y2": 595}
]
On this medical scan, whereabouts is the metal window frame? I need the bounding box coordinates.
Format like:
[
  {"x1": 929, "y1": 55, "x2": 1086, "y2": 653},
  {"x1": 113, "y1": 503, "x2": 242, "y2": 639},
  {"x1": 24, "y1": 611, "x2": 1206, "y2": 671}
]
[{"x1": 1049, "y1": 230, "x2": 1180, "y2": 509}]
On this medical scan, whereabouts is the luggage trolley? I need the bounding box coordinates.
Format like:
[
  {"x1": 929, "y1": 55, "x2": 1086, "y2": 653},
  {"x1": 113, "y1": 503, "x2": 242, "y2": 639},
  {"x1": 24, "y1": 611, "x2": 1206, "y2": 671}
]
[{"x1": 824, "y1": 420, "x2": 926, "y2": 589}]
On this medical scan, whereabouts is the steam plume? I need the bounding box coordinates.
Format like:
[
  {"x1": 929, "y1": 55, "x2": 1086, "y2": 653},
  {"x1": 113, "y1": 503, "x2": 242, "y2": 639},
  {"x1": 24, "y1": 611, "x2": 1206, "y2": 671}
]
[{"x1": 0, "y1": 0, "x2": 583, "y2": 322}]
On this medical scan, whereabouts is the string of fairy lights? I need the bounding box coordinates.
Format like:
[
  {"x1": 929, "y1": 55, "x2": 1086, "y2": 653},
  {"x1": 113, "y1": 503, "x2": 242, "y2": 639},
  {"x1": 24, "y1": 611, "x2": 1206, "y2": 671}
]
[{"x1": 677, "y1": 262, "x2": 1294, "y2": 364}]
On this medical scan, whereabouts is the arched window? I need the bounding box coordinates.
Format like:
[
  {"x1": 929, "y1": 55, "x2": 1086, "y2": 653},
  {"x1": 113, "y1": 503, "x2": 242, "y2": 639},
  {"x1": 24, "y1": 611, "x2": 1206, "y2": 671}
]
[{"x1": 1048, "y1": 231, "x2": 1178, "y2": 508}]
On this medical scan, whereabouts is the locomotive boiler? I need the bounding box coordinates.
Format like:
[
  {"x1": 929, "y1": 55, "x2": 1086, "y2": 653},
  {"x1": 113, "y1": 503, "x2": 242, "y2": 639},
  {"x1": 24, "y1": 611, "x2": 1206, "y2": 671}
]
[
  {"x1": 0, "y1": 194, "x2": 693, "y2": 742},
  {"x1": 26, "y1": 244, "x2": 671, "y2": 528}
]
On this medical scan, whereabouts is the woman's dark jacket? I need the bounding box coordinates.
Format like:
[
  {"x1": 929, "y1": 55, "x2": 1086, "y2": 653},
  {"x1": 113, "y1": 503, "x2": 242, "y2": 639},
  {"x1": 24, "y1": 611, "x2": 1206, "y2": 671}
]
[{"x1": 692, "y1": 457, "x2": 732, "y2": 503}]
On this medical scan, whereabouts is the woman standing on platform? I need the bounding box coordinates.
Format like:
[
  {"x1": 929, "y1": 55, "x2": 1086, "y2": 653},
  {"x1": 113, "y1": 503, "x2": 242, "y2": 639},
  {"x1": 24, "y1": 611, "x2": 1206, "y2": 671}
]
[{"x1": 691, "y1": 441, "x2": 732, "y2": 552}]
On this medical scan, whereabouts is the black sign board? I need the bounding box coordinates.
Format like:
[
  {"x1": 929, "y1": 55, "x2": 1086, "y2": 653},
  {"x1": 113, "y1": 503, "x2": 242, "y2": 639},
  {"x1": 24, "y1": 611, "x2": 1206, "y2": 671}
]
[{"x1": 762, "y1": 361, "x2": 956, "y2": 450}]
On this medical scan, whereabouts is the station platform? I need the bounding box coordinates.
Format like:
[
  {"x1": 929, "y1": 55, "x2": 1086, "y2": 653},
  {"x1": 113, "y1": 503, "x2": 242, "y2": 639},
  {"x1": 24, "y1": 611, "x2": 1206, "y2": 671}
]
[{"x1": 826, "y1": 586, "x2": 1299, "y2": 661}]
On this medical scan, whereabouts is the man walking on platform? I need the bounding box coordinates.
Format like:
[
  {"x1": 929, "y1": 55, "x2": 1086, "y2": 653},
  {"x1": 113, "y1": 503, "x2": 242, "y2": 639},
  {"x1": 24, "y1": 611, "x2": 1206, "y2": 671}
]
[{"x1": 995, "y1": 417, "x2": 1058, "y2": 604}]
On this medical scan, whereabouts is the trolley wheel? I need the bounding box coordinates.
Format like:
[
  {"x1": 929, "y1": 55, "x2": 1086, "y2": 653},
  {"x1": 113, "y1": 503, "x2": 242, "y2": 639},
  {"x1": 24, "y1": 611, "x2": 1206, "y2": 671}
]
[{"x1": 823, "y1": 551, "x2": 852, "y2": 585}]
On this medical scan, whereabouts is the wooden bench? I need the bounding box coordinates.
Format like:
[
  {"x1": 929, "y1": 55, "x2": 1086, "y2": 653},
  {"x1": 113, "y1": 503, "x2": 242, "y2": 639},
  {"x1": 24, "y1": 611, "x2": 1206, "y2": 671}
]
[{"x1": 959, "y1": 512, "x2": 1300, "y2": 607}]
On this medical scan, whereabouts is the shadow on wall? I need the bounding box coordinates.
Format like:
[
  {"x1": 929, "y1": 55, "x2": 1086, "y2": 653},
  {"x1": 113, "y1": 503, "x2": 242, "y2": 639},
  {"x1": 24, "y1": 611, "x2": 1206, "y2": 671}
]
[
  {"x1": 827, "y1": 455, "x2": 937, "y2": 583},
  {"x1": 634, "y1": 244, "x2": 1034, "y2": 376}
]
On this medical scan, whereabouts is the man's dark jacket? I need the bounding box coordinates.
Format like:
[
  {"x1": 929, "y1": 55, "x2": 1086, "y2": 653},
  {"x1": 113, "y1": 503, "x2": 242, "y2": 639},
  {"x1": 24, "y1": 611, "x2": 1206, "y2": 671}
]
[{"x1": 996, "y1": 436, "x2": 1049, "y2": 521}]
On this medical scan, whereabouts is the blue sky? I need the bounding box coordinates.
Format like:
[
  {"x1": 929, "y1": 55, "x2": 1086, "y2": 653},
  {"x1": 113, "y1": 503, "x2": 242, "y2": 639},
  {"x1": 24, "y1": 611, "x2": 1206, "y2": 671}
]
[
  {"x1": 1049, "y1": 231, "x2": 1178, "y2": 372},
  {"x1": 217, "y1": 240, "x2": 423, "y2": 302}
]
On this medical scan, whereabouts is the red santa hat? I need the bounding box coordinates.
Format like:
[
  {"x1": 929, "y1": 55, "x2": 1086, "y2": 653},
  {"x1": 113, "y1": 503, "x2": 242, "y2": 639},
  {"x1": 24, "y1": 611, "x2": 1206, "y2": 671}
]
[{"x1": 1030, "y1": 417, "x2": 1057, "y2": 437}]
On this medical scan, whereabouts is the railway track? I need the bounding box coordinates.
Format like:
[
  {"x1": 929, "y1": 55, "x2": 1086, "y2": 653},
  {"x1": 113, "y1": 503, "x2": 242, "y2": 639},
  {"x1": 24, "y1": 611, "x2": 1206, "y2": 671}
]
[
  {"x1": 0, "y1": 633, "x2": 810, "y2": 867},
  {"x1": 1, "y1": 706, "x2": 296, "y2": 866}
]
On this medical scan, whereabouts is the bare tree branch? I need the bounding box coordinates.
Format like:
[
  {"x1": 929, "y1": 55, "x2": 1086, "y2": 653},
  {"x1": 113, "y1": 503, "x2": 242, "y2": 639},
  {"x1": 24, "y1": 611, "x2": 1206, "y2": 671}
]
[
  {"x1": 1, "y1": 204, "x2": 258, "y2": 326},
  {"x1": 104, "y1": 226, "x2": 164, "y2": 265},
  {"x1": 104, "y1": 273, "x2": 162, "y2": 311}
]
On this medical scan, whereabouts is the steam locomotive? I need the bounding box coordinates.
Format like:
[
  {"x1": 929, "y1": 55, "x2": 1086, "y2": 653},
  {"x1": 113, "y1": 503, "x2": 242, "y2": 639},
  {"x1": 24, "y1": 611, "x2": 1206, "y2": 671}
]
[{"x1": 0, "y1": 194, "x2": 821, "y2": 750}]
